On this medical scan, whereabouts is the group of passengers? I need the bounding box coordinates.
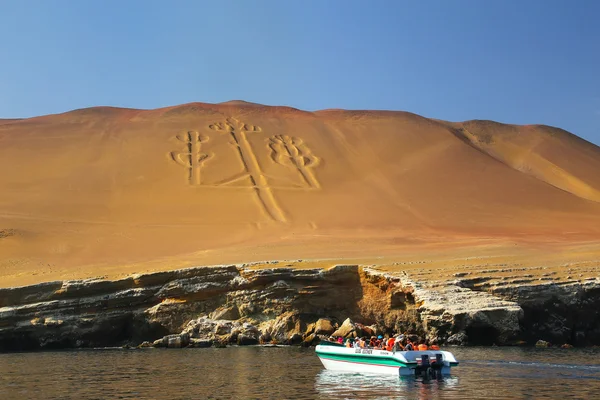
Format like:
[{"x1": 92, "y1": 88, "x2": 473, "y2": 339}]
[{"x1": 330, "y1": 334, "x2": 440, "y2": 351}]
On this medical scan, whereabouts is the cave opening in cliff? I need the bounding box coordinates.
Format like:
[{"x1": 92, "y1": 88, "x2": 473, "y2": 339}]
[{"x1": 465, "y1": 325, "x2": 500, "y2": 346}]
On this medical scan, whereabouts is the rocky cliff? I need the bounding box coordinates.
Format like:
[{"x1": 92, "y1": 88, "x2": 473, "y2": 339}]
[{"x1": 0, "y1": 264, "x2": 598, "y2": 351}]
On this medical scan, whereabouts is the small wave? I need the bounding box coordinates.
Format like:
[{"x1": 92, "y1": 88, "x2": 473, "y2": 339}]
[{"x1": 464, "y1": 359, "x2": 600, "y2": 371}]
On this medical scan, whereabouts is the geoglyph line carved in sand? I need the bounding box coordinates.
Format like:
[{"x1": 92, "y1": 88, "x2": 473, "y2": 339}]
[
  {"x1": 209, "y1": 117, "x2": 287, "y2": 222},
  {"x1": 169, "y1": 118, "x2": 321, "y2": 223},
  {"x1": 170, "y1": 131, "x2": 212, "y2": 185},
  {"x1": 268, "y1": 135, "x2": 320, "y2": 189}
]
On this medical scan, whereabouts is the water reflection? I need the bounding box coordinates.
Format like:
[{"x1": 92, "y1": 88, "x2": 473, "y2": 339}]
[
  {"x1": 314, "y1": 370, "x2": 459, "y2": 400},
  {"x1": 1, "y1": 346, "x2": 599, "y2": 399}
]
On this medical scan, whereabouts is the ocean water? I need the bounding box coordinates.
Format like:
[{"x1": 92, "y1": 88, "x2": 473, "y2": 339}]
[{"x1": 1, "y1": 346, "x2": 599, "y2": 399}]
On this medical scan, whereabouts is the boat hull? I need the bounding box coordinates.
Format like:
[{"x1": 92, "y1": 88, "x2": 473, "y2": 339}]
[
  {"x1": 319, "y1": 356, "x2": 407, "y2": 376},
  {"x1": 315, "y1": 344, "x2": 457, "y2": 376}
]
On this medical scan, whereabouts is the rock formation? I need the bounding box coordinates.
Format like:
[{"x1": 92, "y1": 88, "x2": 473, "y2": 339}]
[{"x1": 1, "y1": 263, "x2": 598, "y2": 351}]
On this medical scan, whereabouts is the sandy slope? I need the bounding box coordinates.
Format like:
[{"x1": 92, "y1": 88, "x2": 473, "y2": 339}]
[{"x1": 1, "y1": 101, "x2": 599, "y2": 287}]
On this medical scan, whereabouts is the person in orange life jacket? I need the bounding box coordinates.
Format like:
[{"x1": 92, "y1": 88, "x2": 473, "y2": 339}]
[
  {"x1": 391, "y1": 335, "x2": 403, "y2": 351},
  {"x1": 386, "y1": 337, "x2": 395, "y2": 352}
]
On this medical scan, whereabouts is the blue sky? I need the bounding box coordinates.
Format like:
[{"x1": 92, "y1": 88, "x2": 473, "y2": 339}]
[{"x1": 1, "y1": 0, "x2": 599, "y2": 145}]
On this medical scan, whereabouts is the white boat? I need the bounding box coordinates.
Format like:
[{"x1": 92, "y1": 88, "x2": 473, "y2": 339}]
[{"x1": 315, "y1": 341, "x2": 459, "y2": 378}]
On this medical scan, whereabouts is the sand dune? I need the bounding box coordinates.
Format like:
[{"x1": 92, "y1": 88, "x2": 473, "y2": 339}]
[
  {"x1": 445, "y1": 120, "x2": 600, "y2": 203},
  {"x1": 1, "y1": 101, "x2": 599, "y2": 287}
]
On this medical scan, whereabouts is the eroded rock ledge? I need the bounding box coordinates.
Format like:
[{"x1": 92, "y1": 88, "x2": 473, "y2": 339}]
[{"x1": 0, "y1": 264, "x2": 598, "y2": 351}]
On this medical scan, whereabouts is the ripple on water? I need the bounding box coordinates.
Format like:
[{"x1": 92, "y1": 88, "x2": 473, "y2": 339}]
[{"x1": 0, "y1": 347, "x2": 599, "y2": 399}]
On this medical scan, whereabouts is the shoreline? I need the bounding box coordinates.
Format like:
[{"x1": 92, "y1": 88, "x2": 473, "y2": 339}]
[
  {"x1": 1, "y1": 263, "x2": 598, "y2": 352},
  {"x1": 2, "y1": 343, "x2": 599, "y2": 355}
]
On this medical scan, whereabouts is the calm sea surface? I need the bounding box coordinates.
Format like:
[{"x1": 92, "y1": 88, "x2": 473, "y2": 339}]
[{"x1": 1, "y1": 346, "x2": 599, "y2": 399}]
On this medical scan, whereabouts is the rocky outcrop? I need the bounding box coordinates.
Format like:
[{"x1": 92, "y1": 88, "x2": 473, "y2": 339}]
[
  {"x1": 0, "y1": 264, "x2": 362, "y2": 350},
  {"x1": 314, "y1": 318, "x2": 335, "y2": 335},
  {"x1": 475, "y1": 279, "x2": 600, "y2": 346},
  {"x1": 397, "y1": 272, "x2": 523, "y2": 345},
  {"x1": 0, "y1": 264, "x2": 598, "y2": 351}
]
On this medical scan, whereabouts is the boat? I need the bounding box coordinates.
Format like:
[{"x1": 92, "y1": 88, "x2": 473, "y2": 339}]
[{"x1": 315, "y1": 341, "x2": 459, "y2": 378}]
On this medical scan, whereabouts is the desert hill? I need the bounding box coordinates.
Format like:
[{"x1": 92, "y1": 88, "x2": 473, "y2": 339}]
[{"x1": 1, "y1": 101, "x2": 599, "y2": 287}]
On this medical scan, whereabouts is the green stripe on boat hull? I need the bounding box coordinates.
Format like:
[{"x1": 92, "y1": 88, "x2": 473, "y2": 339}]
[{"x1": 316, "y1": 351, "x2": 414, "y2": 368}]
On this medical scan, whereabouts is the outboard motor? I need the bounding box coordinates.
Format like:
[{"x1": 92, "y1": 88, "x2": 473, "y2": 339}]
[
  {"x1": 431, "y1": 353, "x2": 444, "y2": 380},
  {"x1": 436, "y1": 353, "x2": 443, "y2": 365},
  {"x1": 416, "y1": 354, "x2": 434, "y2": 380}
]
